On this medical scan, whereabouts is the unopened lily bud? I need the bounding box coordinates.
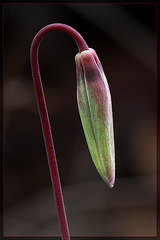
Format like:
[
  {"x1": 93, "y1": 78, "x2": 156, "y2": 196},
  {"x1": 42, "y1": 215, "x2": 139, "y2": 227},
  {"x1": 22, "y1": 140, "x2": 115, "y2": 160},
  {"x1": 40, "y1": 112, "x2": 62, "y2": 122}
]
[{"x1": 75, "y1": 48, "x2": 115, "y2": 188}]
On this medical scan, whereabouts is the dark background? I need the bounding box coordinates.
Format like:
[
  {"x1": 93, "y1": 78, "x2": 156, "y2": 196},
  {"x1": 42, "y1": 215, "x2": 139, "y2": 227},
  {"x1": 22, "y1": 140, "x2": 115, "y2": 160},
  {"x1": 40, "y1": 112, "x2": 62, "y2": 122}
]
[{"x1": 4, "y1": 3, "x2": 157, "y2": 237}]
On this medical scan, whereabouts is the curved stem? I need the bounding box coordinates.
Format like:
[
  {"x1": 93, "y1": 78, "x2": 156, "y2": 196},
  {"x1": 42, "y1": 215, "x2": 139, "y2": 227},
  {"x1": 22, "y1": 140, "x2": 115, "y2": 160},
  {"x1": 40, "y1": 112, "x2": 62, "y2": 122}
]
[
  {"x1": 31, "y1": 23, "x2": 89, "y2": 54},
  {"x1": 30, "y1": 24, "x2": 88, "y2": 240}
]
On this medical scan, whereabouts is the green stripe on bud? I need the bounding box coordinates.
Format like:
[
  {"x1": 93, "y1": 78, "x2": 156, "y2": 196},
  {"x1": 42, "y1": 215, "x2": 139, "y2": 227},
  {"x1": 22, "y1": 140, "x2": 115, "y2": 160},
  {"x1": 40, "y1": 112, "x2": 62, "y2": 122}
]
[{"x1": 75, "y1": 48, "x2": 115, "y2": 188}]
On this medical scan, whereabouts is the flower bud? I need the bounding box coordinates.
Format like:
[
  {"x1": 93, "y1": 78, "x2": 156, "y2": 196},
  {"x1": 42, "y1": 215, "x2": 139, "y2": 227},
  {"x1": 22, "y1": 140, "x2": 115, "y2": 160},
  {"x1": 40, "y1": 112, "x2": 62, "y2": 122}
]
[{"x1": 75, "y1": 48, "x2": 115, "y2": 188}]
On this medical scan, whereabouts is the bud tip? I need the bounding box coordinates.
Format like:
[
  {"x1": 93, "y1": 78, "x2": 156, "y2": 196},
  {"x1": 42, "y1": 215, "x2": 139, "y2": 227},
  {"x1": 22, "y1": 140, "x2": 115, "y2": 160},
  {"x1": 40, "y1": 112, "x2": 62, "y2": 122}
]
[{"x1": 107, "y1": 175, "x2": 115, "y2": 188}]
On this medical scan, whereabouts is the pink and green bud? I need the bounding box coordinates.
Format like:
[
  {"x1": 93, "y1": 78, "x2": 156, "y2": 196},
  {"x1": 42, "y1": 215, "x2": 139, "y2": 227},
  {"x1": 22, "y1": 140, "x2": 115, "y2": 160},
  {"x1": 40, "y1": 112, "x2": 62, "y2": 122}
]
[{"x1": 75, "y1": 48, "x2": 115, "y2": 188}]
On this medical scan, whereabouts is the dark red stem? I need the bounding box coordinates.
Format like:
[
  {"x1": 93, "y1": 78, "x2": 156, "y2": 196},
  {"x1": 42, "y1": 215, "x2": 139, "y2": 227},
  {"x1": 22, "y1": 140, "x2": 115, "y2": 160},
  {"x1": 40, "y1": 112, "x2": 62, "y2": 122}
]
[{"x1": 30, "y1": 24, "x2": 88, "y2": 240}]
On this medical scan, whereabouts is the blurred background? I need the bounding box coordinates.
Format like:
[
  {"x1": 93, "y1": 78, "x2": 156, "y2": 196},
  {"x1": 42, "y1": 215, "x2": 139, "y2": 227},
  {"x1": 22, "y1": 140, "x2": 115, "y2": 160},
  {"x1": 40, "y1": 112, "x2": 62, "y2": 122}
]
[{"x1": 4, "y1": 3, "x2": 157, "y2": 237}]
